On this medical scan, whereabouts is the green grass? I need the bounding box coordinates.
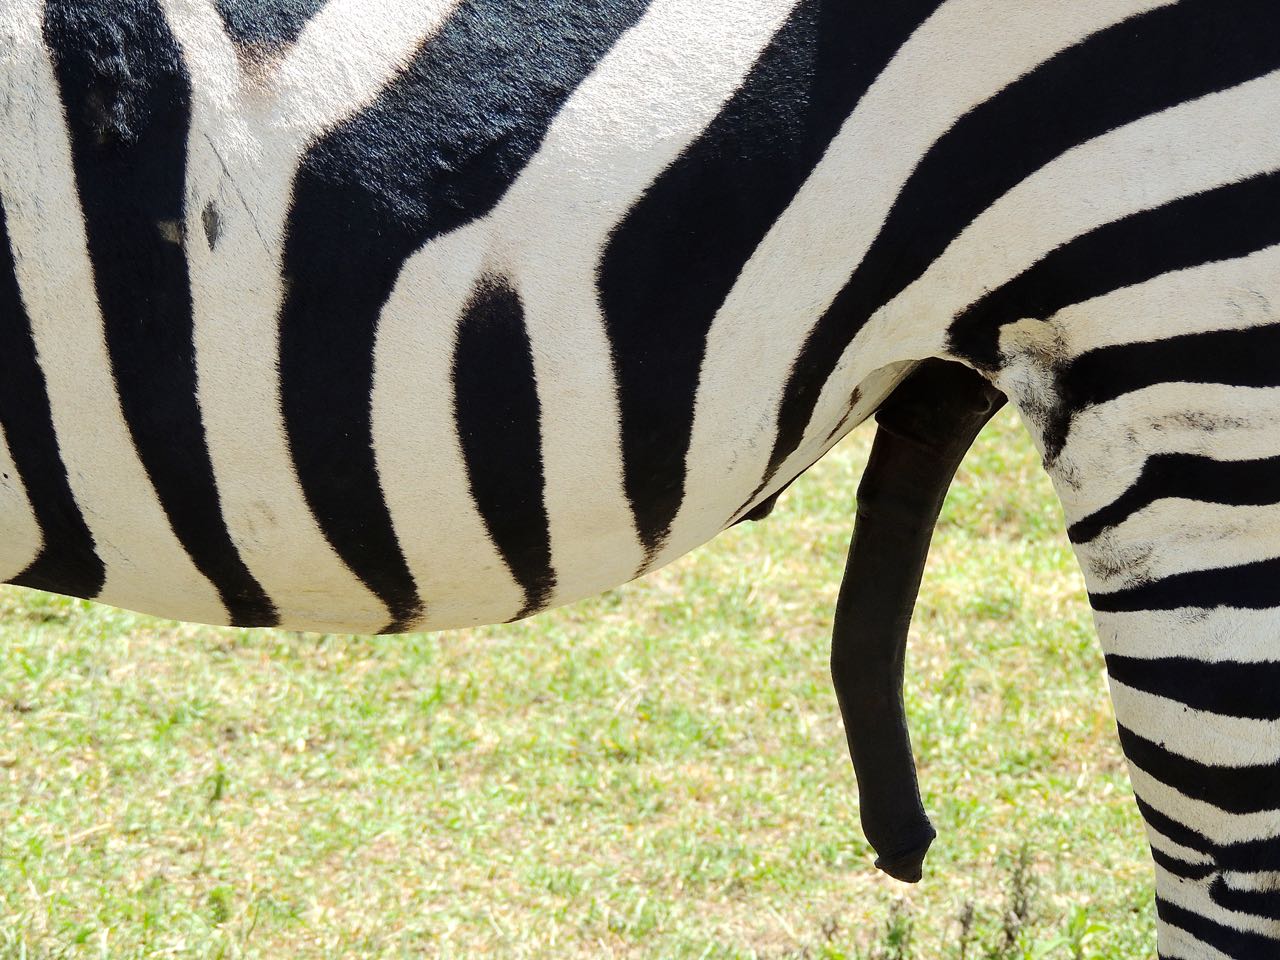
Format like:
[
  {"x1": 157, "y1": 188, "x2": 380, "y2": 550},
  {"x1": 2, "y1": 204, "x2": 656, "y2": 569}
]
[{"x1": 0, "y1": 410, "x2": 1153, "y2": 958}]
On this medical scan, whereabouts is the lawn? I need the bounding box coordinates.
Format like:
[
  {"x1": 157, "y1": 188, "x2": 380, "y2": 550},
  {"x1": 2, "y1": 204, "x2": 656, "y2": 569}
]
[{"x1": 0, "y1": 409, "x2": 1154, "y2": 958}]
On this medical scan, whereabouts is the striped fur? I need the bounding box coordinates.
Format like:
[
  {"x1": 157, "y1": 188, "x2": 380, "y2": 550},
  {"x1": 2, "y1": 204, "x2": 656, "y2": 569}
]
[{"x1": 0, "y1": 1, "x2": 1277, "y2": 952}]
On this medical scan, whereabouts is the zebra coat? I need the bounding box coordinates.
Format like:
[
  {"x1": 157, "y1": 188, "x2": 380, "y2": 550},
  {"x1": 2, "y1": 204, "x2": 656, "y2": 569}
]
[{"x1": 1, "y1": 1, "x2": 1277, "y2": 954}]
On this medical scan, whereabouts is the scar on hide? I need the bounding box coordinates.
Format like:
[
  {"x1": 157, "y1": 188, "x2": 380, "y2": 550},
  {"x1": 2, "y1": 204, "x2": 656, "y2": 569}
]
[{"x1": 201, "y1": 135, "x2": 272, "y2": 255}]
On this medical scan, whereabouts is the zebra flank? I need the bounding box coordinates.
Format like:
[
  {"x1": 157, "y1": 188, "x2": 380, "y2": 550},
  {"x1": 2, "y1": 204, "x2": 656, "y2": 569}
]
[
  {"x1": 598, "y1": 0, "x2": 941, "y2": 564},
  {"x1": 769, "y1": 0, "x2": 1280, "y2": 488},
  {"x1": 2, "y1": 0, "x2": 1279, "y2": 953}
]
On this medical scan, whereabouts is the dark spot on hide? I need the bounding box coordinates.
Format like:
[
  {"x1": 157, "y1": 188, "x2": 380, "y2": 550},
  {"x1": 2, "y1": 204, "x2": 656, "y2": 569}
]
[
  {"x1": 202, "y1": 201, "x2": 222, "y2": 250},
  {"x1": 156, "y1": 218, "x2": 185, "y2": 246}
]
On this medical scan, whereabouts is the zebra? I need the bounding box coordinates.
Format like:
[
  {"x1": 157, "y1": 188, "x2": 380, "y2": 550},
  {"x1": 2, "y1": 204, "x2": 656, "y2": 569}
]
[{"x1": 1, "y1": 0, "x2": 1278, "y2": 954}]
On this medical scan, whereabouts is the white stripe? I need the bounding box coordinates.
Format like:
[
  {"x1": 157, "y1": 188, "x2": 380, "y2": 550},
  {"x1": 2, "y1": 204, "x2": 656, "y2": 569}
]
[
  {"x1": 1110, "y1": 678, "x2": 1280, "y2": 768},
  {"x1": 276, "y1": 0, "x2": 454, "y2": 132},
  {"x1": 1129, "y1": 763, "x2": 1280, "y2": 849},
  {"x1": 1045, "y1": 242, "x2": 1280, "y2": 356},
  {"x1": 0, "y1": 6, "x2": 223, "y2": 622},
  {"x1": 0, "y1": 423, "x2": 41, "y2": 584},
  {"x1": 372, "y1": 230, "x2": 525, "y2": 629},
  {"x1": 670, "y1": 0, "x2": 1175, "y2": 560},
  {"x1": 1076, "y1": 501, "x2": 1280, "y2": 593},
  {"x1": 1095, "y1": 608, "x2": 1280, "y2": 664},
  {"x1": 1219, "y1": 871, "x2": 1280, "y2": 893},
  {"x1": 372, "y1": 0, "x2": 799, "y2": 625},
  {"x1": 1054, "y1": 383, "x2": 1280, "y2": 523},
  {"x1": 163, "y1": 0, "x2": 459, "y2": 630},
  {"x1": 1147, "y1": 825, "x2": 1215, "y2": 868}
]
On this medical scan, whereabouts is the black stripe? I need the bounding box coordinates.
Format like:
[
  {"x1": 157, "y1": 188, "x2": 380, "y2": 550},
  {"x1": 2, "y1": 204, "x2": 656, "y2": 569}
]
[
  {"x1": 1135, "y1": 796, "x2": 1280, "y2": 874},
  {"x1": 1138, "y1": 795, "x2": 1213, "y2": 855},
  {"x1": 453, "y1": 278, "x2": 555, "y2": 620},
  {"x1": 1151, "y1": 846, "x2": 1215, "y2": 883},
  {"x1": 1091, "y1": 556, "x2": 1280, "y2": 614},
  {"x1": 0, "y1": 199, "x2": 104, "y2": 598},
  {"x1": 1157, "y1": 896, "x2": 1280, "y2": 957},
  {"x1": 43, "y1": 2, "x2": 276, "y2": 627},
  {"x1": 598, "y1": 0, "x2": 944, "y2": 562},
  {"x1": 1070, "y1": 453, "x2": 1280, "y2": 544},
  {"x1": 1039, "y1": 251, "x2": 1280, "y2": 460},
  {"x1": 1119, "y1": 724, "x2": 1280, "y2": 815},
  {"x1": 214, "y1": 0, "x2": 328, "y2": 51},
  {"x1": 278, "y1": 0, "x2": 651, "y2": 631},
  {"x1": 766, "y1": 0, "x2": 1280, "y2": 488},
  {"x1": 1058, "y1": 324, "x2": 1280, "y2": 425},
  {"x1": 1210, "y1": 876, "x2": 1280, "y2": 923},
  {"x1": 950, "y1": 168, "x2": 1280, "y2": 377},
  {"x1": 1108, "y1": 655, "x2": 1280, "y2": 722}
]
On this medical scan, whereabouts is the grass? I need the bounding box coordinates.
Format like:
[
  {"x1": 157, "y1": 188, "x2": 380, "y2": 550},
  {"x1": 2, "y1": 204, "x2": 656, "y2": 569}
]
[{"x1": 0, "y1": 409, "x2": 1154, "y2": 958}]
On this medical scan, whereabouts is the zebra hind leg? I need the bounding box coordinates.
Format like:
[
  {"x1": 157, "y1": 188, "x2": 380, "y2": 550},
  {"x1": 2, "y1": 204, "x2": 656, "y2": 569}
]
[
  {"x1": 1066, "y1": 463, "x2": 1280, "y2": 957},
  {"x1": 994, "y1": 314, "x2": 1280, "y2": 958}
]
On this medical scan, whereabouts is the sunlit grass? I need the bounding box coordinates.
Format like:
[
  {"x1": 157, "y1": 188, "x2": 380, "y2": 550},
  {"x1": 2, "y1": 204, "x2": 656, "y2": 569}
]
[{"x1": 0, "y1": 409, "x2": 1152, "y2": 958}]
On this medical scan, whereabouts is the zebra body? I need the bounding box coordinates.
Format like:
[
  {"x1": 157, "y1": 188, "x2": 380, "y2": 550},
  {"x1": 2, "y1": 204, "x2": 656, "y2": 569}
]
[{"x1": 1, "y1": 0, "x2": 1278, "y2": 954}]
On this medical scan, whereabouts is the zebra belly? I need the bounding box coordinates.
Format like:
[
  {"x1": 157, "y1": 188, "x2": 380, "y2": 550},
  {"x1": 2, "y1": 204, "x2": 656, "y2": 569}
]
[{"x1": 0, "y1": 325, "x2": 881, "y2": 635}]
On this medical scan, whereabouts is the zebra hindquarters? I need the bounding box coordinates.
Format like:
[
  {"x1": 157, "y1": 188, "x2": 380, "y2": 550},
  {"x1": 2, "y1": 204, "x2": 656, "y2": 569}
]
[{"x1": 989, "y1": 280, "x2": 1280, "y2": 957}]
